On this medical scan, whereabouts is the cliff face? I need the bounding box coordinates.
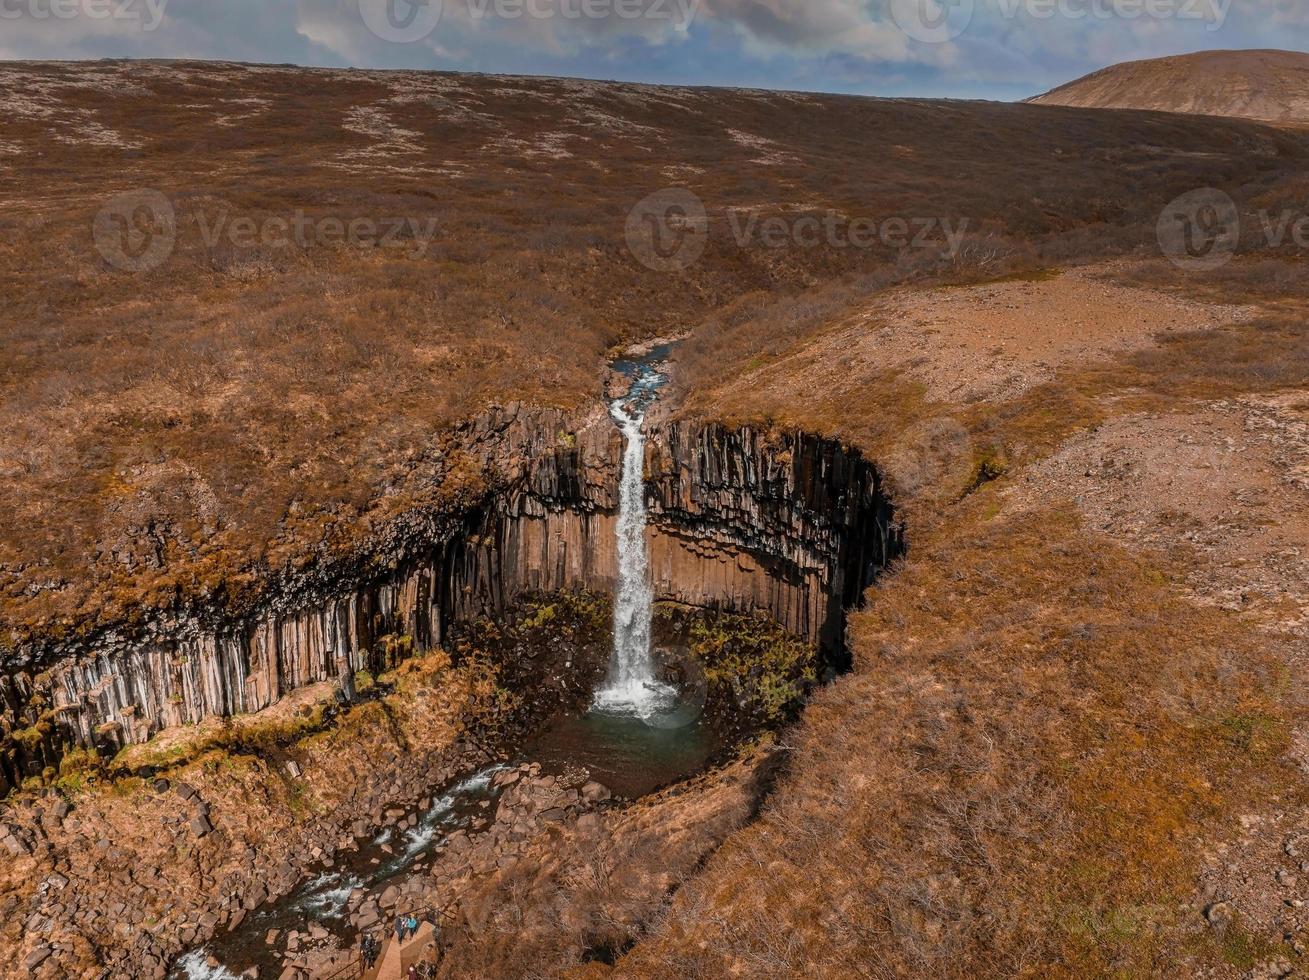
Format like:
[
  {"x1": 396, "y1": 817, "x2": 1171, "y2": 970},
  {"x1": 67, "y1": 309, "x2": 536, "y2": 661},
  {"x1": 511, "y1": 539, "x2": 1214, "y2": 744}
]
[
  {"x1": 646, "y1": 423, "x2": 899, "y2": 662},
  {"x1": 0, "y1": 408, "x2": 900, "y2": 794}
]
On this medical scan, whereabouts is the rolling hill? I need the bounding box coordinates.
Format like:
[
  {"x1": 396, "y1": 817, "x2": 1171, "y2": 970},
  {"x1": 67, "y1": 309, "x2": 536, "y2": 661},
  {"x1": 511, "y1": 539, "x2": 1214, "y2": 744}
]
[{"x1": 1030, "y1": 49, "x2": 1309, "y2": 124}]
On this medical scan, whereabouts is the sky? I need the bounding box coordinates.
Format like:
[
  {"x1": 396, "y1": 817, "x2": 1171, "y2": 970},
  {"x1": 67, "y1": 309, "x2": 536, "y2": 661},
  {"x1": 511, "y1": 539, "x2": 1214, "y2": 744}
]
[{"x1": 0, "y1": 0, "x2": 1306, "y2": 100}]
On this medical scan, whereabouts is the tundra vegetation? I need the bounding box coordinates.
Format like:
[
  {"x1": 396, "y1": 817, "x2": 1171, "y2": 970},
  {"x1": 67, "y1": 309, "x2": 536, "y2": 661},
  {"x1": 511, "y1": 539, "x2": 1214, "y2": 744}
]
[
  {"x1": 2, "y1": 60, "x2": 1306, "y2": 646},
  {"x1": 1, "y1": 60, "x2": 1308, "y2": 979}
]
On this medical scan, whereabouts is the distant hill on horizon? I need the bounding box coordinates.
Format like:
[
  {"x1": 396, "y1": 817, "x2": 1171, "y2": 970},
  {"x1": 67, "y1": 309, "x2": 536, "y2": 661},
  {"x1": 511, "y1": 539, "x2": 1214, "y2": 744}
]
[{"x1": 1029, "y1": 49, "x2": 1309, "y2": 124}]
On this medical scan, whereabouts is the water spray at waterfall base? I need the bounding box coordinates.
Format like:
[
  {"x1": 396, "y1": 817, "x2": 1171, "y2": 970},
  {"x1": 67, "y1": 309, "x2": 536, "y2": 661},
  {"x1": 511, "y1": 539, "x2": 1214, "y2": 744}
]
[{"x1": 593, "y1": 356, "x2": 679, "y2": 721}]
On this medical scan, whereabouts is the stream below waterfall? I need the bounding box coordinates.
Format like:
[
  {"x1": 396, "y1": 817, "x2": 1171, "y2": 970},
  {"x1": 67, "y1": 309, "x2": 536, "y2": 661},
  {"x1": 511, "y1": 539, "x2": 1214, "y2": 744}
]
[
  {"x1": 172, "y1": 343, "x2": 729, "y2": 980},
  {"x1": 173, "y1": 765, "x2": 510, "y2": 980}
]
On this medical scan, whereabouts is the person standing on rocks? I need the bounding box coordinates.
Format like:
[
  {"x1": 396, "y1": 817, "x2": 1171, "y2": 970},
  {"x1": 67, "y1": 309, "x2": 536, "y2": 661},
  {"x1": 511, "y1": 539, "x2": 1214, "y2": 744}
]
[{"x1": 362, "y1": 933, "x2": 380, "y2": 969}]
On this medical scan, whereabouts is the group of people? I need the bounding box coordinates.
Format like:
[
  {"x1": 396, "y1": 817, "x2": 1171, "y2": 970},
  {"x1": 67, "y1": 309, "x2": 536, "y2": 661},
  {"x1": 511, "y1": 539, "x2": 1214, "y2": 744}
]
[
  {"x1": 394, "y1": 913, "x2": 422, "y2": 943},
  {"x1": 355, "y1": 912, "x2": 440, "y2": 975}
]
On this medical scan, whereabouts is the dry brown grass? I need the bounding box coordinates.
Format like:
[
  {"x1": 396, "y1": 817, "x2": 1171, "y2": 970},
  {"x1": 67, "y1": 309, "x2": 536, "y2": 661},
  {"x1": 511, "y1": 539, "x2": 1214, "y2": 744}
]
[
  {"x1": 956, "y1": 311, "x2": 1309, "y2": 474},
  {"x1": 3, "y1": 65, "x2": 1309, "y2": 975},
  {"x1": 611, "y1": 254, "x2": 1309, "y2": 979},
  {"x1": 611, "y1": 503, "x2": 1299, "y2": 978},
  {"x1": 3, "y1": 61, "x2": 1308, "y2": 649},
  {"x1": 673, "y1": 262, "x2": 1309, "y2": 527}
]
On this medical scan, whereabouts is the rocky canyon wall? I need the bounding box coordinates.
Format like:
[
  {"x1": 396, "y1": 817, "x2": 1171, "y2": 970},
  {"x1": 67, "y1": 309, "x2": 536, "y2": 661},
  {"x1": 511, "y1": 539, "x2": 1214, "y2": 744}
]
[{"x1": 0, "y1": 407, "x2": 900, "y2": 795}]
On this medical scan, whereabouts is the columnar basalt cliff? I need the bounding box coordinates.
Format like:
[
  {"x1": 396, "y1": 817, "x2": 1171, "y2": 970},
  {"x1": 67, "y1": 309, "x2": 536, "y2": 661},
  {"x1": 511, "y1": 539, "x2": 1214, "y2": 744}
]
[
  {"x1": 0, "y1": 407, "x2": 900, "y2": 795},
  {"x1": 645, "y1": 422, "x2": 900, "y2": 662}
]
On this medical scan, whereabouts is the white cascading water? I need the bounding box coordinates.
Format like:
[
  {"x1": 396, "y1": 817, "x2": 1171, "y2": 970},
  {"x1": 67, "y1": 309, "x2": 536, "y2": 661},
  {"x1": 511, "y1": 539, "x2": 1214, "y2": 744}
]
[{"x1": 594, "y1": 363, "x2": 675, "y2": 717}]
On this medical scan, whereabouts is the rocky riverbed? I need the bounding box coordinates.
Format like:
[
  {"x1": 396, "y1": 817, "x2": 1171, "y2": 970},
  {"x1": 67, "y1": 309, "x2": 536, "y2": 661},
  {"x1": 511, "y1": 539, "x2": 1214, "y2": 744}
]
[{"x1": 177, "y1": 763, "x2": 618, "y2": 979}]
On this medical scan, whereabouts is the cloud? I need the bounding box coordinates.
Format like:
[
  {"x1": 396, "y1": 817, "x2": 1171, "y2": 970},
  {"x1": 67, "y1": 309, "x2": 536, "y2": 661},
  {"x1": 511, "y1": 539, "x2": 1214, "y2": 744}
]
[
  {"x1": 0, "y1": 0, "x2": 1304, "y2": 99},
  {"x1": 697, "y1": 0, "x2": 910, "y2": 60}
]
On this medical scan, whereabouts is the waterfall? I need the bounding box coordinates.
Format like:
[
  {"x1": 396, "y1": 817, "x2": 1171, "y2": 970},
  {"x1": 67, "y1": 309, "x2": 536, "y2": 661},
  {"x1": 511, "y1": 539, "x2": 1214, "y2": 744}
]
[{"x1": 594, "y1": 360, "x2": 674, "y2": 717}]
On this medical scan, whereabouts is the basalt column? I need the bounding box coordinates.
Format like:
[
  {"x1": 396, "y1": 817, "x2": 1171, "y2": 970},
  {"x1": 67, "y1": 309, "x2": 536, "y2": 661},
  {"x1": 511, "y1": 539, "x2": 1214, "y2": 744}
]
[
  {"x1": 644, "y1": 422, "x2": 901, "y2": 663},
  {"x1": 1, "y1": 412, "x2": 901, "y2": 780}
]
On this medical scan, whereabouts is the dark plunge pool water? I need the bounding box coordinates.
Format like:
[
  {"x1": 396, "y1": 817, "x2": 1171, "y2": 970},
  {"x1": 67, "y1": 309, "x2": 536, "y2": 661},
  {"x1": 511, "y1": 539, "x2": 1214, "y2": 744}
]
[{"x1": 519, "y1": 698, "x2": 722, "y2": 800}]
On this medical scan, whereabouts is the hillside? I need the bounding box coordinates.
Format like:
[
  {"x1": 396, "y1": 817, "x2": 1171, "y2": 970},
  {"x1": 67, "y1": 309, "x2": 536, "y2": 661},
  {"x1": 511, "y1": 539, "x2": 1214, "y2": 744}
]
[
  {"x1": 1030, "y1": 49, "x2": 1309, "y2": 123},
  {"x1": 2, "y1": 60, "x2": 1305, "y2": 653}
]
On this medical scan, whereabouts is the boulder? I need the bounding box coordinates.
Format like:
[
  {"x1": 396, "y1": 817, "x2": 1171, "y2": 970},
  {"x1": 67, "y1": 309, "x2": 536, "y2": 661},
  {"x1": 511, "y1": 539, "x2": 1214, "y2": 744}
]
[
  {"x1": 245, "y1": 884, "x2": 269, "y2": 910},
  {"x1": 354, "y1": 906, "x2": 381, "y2": 930},
  {"x1": 24, "y1": 946, "x2": 53, "y2": 971}
]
